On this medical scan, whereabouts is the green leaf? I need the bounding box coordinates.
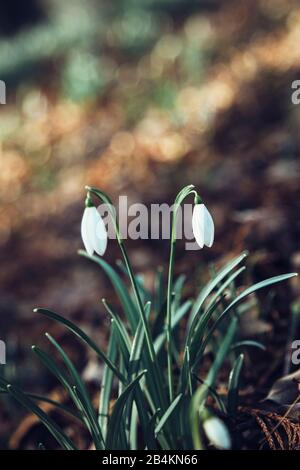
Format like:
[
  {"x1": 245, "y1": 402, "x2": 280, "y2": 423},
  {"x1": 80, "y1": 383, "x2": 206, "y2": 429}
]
[
  {"x1": 154, "y1": 393, "x2": 182, "y2": 437},
  {"x1": 181, "y1": 346, "x2": 193, "y2": 396},
  {"x1": 193, "y1": 272, "x2": 297, "y2": 370},
  {"x1": 106, "y1": 370, "x2": 146, "y2": 449},
  {"x1": 193, "y1": 375, "x2": 227, "y2": 414},
  {"x1": 6, "y1": 384, "x2": 76, "y2": 450},
  {"x1": 231, "y1": 340, "x2": 266, "y2": 352},
  {"x1": 190, "y1": 318, "x2": 238, "y2": 449},
  {"x1": 0, "y1": 376, "x2": 82, "y2": 421},
  {"x1": 32, "y1": 346, "x2": 77, "y2": 397},
  {"x1": 128, "y1": 319, "x2": 145, "y2": 379},
  {"x1": 222, "y1": 273, "x2": 298, "y2": 320},
  {"x1": 188, "y1": 253, "x2": 248, "y2": 335},
  {"x1": 45, "y1": 333, "x2": 104, "y2": 449},
  {"x1": 98, "y1": 327, "x2": 117, "y2": 440},
  {"x1": 72, "y1": 385, "x2": 104, "y2": 449},
  {"x1": 35, "y1": 308, "x2": 125, "y2": 383},
  {"x1": 205, "y1": 266, "x2": 246, "y2": 314},
  {"x1": 154, "y1": 300, "x2": 191, "y2": 354},
  {"x1": 126, "y1": 305, "x2": 155, "y2": 446},
  {"x1": 188, "y1": 295, "x2": 226, "y2": 359},
  {"x1": 102, "y1": 299, "x2": 131, "y2": 366},
  {"x1": 154, "y1": 266, "x2": 164, "y2": 317},
  {"x1": 128, "y1": 302, "x2": 165, "y2": 412},
  {"x1": 20, "y1": 394, "x2": 81, "y2": 422},
  {"x1": 31, "y1": 344, "x2": 99, "y2": 442},
  {"x1": 116, "y1": 259, "x2": 152, "y2": 305},
  {"x1": 228, "y1": 354, "x2": 244, "y2": 416},
  {"x1": 172, "y1": 274, "x2": 186, "y2": 314},
  {"x1": 79, "y1": 250, "x2": 139, "y2": 330},
  {"x1": 180, "y1": 296, "x2": 225, "y2": 392},
  {"x1": 144, "y1": 409, "x2": 161, "y2": 450}
]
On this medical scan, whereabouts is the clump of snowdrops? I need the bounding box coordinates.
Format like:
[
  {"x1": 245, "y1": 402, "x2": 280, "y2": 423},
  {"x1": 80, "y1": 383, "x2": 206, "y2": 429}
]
[{"x1": 0, "y1": 185, "x2": 297, "y2": 450}]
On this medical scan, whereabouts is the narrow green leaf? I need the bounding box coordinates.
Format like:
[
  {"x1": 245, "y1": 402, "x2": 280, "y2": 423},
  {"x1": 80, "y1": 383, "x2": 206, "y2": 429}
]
[
  {"x1": 180, "y1": 296, "x2": 225, "y2": 392},
  {"x1": 21, "y1": 394, "x2": 82, "y2": 422},
  {"x1": 154, "y1": 300, "x2": 191, "y2": 354},
  {"x1": 205, "y1": 266, "x2": 246, "y2": 314},
  {"x1": 1, "y1": 375, "x2": 80, "y2": 422},
  {"x1": 79, "y1": 250, "x2": 139, "y2": 330},
  {"x1": 128, "y1": 302, "x2": 165, "y2": 412},
  {"x1": 116, "y1": 259, "x2": 152, "y2": 305},
  {"x1": 72, "y1": 385, "x2": 104, "y2": 449},
  {"x1": 172, "y1": 274, "x2": 186, "y2": 314},
  {"x1": 190, "y1": 318, "x2": 238, "y2": 449},
  {"x1": 6, "y1": 384, "x2": 76, "y2": 450},
  {"x1": 189, "y1": 252, "x2": 248, "y2": 328},
  {"x1": 106, "y1": 370, "x2": 146, "y2": 449},
  {"x1": 98, "y1": 327, "x2": 117, "y2": 439},
  {"x1": 102, "y1": 299, "x2": 131, "y2": 365},
  {"x1": 154, "y1": 266, "x2": 164, "y2": 316},
  {"x1": 231, "y1": 340, "x2": 266, "y2": 352},
  {"x1": 45, "y1": 333, "x2": 104, "y2": 449},
  {"x1": 31, "y1": 344, "x2": 96, "y2": 441},
  {"x1": 193, "y1": 272, "x2": 297, "y2": 370},
  {"x1": 35, "y1": 308, "x2": 125, "y2": 383},
  {"x1": 155, "y1": 393, "x2": 182, "y2": 437},
  {"x1": 126, "y1": 305, "x2": 155, "y2": 446},
  {"x1": 32, "y1": 346, "x2": 76, "y2": 398},
  {"x1": 188, "y1": 295, "x2": 226, "y2": 358},
  {"x1": 228, "y1": 354, "x2": 244, "y2": 416},
  {"x1": 222, "y1": 273, "x2": 298, "y2": 319},
  {"x1": 128, "y1": 319, "x2": 145, "y2": 379},
  {"x1": 144, "y1": 409, "x2": 161, "y2": 450}
]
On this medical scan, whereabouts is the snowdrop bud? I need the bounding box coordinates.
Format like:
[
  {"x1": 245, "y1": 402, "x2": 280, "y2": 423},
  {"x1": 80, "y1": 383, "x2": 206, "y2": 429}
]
[
  {"x1": 192, "y1": 202, "x2": 214, "y2": 249},
  {"x1": 81, "y1": 195, "x2": 107, "y2": 257},
  {"x1": 203, "y1": 416, "x2": 231, "y2": 449}
]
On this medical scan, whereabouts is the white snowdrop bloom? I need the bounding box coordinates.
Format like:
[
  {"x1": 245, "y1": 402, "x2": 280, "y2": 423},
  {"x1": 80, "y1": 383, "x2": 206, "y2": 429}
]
[
  {"x1": 192, "y1": 203, "x2": 214, "y2": 249},
  {"x1": 81, "y1": 202, "x2": 107, "y2": 257},
  {"x1": 203, "y1": 416, "x2": 231, "y2": 449}
]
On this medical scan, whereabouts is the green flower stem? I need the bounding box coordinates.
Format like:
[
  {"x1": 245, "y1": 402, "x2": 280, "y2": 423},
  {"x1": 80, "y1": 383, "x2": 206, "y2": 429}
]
[
  {"x1": 86, "y1": 187, "x2": 154, "y2": 359},
  {"x1": 86, "y1": 186, "x2": 168, "y2": 412},
  {"x1": 166, "y1": 186, "x2": 197, "y2": 403},
  {"x1": 166, "y1": 225, "x2": 176, "y2": 403},
  {"x1": 118, "y1": 239, "x2": 154, "y2": 360}
]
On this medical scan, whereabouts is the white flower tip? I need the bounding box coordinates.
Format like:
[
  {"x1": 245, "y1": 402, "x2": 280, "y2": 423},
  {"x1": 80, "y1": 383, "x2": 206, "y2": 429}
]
[
  {"x1": 203, "y1": 416, "x2": 231, "y2": 450},
  {"x1": 206, "y1": 238, "x2": 214, "y2": 248}
]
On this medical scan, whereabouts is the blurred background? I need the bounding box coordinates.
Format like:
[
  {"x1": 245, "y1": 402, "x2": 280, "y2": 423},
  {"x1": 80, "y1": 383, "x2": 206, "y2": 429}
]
[{"x1": 0, "y1": 0, "x2": 300, "y2": 449}]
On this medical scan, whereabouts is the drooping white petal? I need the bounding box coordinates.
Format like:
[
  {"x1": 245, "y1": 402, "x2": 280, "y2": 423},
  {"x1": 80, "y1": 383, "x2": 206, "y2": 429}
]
[
  {"x1": 192, "y1": 204, "x2": 205, "y2": 248},
  {"x1": 82, "y1": 206, "x2": 108, "y2": 256},
  {"x1": 203, "y1": 417, "x2": 231, "y2": 449},
  {"x1": 192, "y1": 203, "x2": 214, "y2": 249},
  {"x1": 203, "y1": 205, "x2": 214, "y2": 247},
  {"x1": 81, "y1": 207, "x2": 95, "y2": 256},
  {"x1": 93, "y1": 208, "x2": 107, "y2": 256}
]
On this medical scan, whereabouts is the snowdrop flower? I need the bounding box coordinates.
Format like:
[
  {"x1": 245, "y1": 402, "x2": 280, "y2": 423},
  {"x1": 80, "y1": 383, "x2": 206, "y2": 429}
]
[
  {"x1": 81, "y1": 195, "x2": 107, "y2": 256},
  {"x1": 192, "y1": 199, "x2": 214, "y2": 249},
  {"x1": 203, "y1": 416, "x2": 231, "y2": 449}
]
